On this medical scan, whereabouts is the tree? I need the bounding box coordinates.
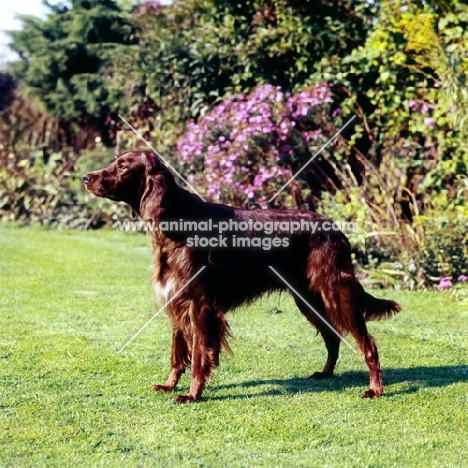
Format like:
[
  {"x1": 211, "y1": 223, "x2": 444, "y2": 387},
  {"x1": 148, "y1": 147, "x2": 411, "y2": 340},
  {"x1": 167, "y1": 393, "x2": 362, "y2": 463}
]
[
  {"x1": 0, "y1": 72, "x2": 16, "y2": 112},
  {"x1": 8, "y1": 0, "x2": 133, "y2": 146}
]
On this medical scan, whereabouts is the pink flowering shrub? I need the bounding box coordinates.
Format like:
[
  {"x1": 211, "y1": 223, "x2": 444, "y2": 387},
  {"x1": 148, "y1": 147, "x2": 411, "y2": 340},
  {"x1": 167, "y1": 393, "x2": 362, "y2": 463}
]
[
  {"x1": 438, "y1": 275, "x2": 468, "y2": 291},
  {"x1": 438, "y1": 276, "x2": 453, "y2": 291},
  {"x1": 408, "y1": 99, "x2": 436, "y2": 128},
  {"x1": 177, "y1": 83, "x2": 335, "y2": 207}
]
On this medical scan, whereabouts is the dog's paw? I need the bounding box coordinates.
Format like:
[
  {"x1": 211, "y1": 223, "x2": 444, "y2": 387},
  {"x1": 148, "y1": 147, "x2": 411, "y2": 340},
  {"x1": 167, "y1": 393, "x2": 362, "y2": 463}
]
[
  {"x1": 362, "y1": 389, "x2": 382, "y2": 398},
  {"x1": 174, "y1": 394, "x2": 197, "y2": 404},
  {"x1": 309, "y1": 371, "x2": 334, "y2": 380},
  {"x1": 151, "y1": 384, "x2": 174, "y2": 392}
]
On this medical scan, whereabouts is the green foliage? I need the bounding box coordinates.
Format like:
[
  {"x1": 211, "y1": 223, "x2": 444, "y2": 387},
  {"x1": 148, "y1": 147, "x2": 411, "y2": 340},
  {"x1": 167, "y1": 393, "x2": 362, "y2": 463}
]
[
  {"x1": 309, "y1": 0, "x2": 468, "y2": 199},
  {"x1": 0, "y1": 144, "x2": 129, "y2": 229},
  {"x1": 7, "y1": 0, "x2": 133, "y2": 137},
  {"x1": 406, "y1": 205, "x2": 468, "y2": 287},
  {"x1": 107, "y1": 0, "x2": 372, "y2": 154},
  {"x1": 0, "y1": 80, "x2": 122, "y2": 228},
  {"x1": 0, "y1": 144, "x2": 122, "y2": 229}
]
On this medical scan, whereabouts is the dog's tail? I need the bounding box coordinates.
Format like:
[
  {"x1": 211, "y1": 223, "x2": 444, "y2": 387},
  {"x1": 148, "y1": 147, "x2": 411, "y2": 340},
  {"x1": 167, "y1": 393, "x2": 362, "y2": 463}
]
[{"x1": 358, "y1": 283, "x2": 402, "y2": 321}]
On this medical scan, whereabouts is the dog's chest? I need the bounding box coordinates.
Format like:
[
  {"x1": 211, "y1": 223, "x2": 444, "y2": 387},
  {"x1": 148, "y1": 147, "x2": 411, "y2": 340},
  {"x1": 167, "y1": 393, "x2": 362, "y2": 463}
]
[
  {"x1": 152, "y1": 274, "x2": 176, "y2": 307},
  {"x1": 150, "y1": 240, "x2": 178, "y2": 308}
]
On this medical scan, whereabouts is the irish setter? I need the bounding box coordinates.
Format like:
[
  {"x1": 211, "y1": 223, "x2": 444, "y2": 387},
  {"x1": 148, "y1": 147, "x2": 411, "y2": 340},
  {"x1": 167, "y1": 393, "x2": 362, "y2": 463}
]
[{"x1": 83, "y1": 150, "x2": 401, "y2": 403}]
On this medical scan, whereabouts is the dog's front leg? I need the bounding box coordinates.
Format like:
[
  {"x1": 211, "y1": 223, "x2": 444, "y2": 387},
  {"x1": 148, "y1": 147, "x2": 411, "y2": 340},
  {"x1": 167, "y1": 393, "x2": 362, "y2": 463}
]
[
  {"x1": 175, "y1": 331, "x2": 206, "y2": 403},
  {"x1": 175, "y1": 308, "x2": 222, "y2": 404},
  {"x1": 152, "y1": 330, "x2": 189, "y2": 392}
]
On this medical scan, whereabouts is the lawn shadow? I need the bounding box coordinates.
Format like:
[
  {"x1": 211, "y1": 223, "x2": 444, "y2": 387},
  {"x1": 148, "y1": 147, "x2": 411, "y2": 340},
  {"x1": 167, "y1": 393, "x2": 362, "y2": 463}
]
[{"x1": 209, "y1": 365, "x2": 468, "y2": 401}]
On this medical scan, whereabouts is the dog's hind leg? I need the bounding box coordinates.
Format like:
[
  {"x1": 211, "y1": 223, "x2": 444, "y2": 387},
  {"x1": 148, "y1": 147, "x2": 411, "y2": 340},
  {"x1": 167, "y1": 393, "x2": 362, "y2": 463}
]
[
  {"x1": 329, "y1": 282, "x2": 383, "y2": 398},
  {"x1": 311, "y1": 330, "x2": 340, "y2": 379},
  {"x1": 292, "y1": 294, "x2": 341, "y2": 379}
]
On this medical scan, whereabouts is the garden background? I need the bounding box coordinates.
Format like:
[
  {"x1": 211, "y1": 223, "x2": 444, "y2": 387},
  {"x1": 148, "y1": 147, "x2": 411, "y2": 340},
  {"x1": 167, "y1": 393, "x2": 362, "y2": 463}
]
[{"x1": 1, "y1": 0, "x2": 468, "y2": 290}]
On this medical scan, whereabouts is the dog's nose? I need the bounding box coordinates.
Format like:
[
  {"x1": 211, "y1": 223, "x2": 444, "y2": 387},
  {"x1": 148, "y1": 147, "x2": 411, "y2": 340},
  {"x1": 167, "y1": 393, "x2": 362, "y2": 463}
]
[{"x1": 82, "y1": 174, "x2": 91, "y2": 184}]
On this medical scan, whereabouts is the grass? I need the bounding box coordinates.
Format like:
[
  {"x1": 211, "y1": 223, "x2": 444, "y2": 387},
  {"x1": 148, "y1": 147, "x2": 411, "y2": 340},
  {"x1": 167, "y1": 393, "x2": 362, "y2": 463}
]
[{"x1": 0, "y1": 226, "x2": 467, "y2": 467}]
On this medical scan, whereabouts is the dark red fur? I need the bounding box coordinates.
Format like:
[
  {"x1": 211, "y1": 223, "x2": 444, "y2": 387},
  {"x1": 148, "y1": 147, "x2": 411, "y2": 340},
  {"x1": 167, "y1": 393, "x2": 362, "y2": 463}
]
[{"x1": 83, "y1": 150, "x2": 401, "y2": 403}]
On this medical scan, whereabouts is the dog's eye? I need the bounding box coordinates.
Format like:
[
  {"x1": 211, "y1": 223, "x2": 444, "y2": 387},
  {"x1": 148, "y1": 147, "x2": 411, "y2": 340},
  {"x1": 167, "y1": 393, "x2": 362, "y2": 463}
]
[{"x1": 118, "y1": 162, "x2": 128, "y2": 171}]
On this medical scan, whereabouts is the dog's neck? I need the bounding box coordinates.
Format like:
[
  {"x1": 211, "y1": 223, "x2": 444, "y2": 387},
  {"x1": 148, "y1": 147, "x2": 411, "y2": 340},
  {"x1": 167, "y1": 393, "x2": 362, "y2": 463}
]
[{"x1": 145, "y1": 182, "x2": 235, "y2": 245}]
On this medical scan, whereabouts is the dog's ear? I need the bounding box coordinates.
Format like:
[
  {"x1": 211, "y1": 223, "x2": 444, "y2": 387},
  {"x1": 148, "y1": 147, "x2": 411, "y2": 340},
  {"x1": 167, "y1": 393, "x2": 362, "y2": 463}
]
[{"x1": 139, "y1": 173, "x2": 167, "y2": 221}]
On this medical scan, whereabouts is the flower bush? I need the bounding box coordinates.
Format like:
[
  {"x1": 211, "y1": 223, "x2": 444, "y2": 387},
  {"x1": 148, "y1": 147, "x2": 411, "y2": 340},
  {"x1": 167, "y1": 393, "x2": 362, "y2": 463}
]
[
  {"x1": 177, "y1": 83, "x2": 335, "y2": 207},
  {"x1": 438, "y1": 275, "x2": 468, "y2": 291},
  {"x1": 438, "y1": 277, "x2": 453, "y2": 291},
  {"x1": 437, "y1": 274, "x2": 468, "y2": 303}
]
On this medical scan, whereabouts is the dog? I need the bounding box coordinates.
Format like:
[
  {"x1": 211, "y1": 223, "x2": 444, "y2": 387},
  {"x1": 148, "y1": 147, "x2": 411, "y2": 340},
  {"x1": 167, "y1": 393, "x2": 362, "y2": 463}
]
[{"x1": 83, "y1": 150, "x2": 401, "y2": 403}]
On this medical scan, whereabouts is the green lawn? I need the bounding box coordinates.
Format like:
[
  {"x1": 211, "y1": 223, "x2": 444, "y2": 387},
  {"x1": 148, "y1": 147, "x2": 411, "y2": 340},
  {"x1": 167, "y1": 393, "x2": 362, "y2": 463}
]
[{"x1": 1, "y1": 226, "x2": 467, "y2": 467}]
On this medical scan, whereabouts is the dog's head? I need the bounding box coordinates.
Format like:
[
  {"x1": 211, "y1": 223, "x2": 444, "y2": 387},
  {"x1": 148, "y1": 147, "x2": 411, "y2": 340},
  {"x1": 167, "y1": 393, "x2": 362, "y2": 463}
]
[{"x1": 83, "y1": 150, "x2": 174, "y2": 220}]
